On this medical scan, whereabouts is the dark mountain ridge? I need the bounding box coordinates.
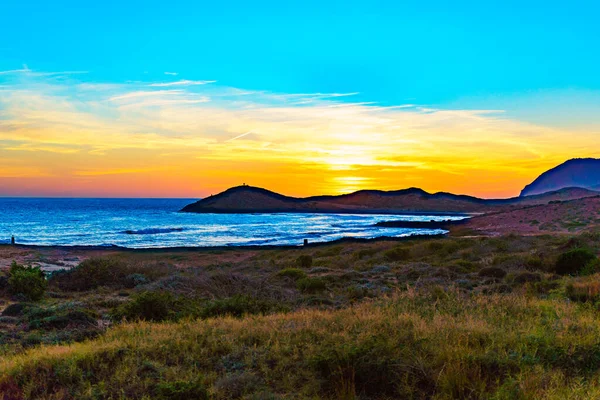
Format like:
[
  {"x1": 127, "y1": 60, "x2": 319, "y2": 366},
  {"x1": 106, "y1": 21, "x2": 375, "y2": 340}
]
[
  {"x1": 181, "y1": 185, "x2": 598, "y2": 215},
  {"x1": 521, "y1": 158, "x2": 600, "y2": 197}
]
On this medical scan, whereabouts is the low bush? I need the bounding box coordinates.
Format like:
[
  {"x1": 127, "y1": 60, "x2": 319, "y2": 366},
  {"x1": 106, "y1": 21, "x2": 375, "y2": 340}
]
[
  {"x1": 525, "y1": 255, "x2": 545, "y2": 270},
  {"x1": 51, "y1": 257, "x2": 171, "y2": 291},
  {"x1": 566, "y1": 279, "x2": 600, "y2": 302},
  {"x1": 8, "y1": 262, "x2": 46, "y2": 301},
  {"x1": 510, "y1": 272, "x2": 542, "y2": 284},
  {"x1": 124, "y1": 273, "x2": 149, "y2": 287},
  {"x1": 51, "y1": 257, "x2": 129, "y2": 291},
  {"x1": 155, "y1": 379, "x2": 209, "y2": 400},
  {"x1": 478, "y1": 267, "x2": 507, "y2": 279},
  {"x1": 354, "y1": 248, "x2": 378, "y2": 259},
  {"x1": 25, "y1": 305, "x2": 99, "y2": 330},
  {"x1": 276, "y1": 268, "x2": 307, "y2": 280},
  {"x1": 580, "y1": 259, "x2": 600, "y2": 276},
  {"x1": 213, "y1": 372, "x2": 264, "y2": 398},
  {"x1": 555, "y1": 248, "x2": 597, "y2": 275},
  {"x1": 296, "y1": 255, "x2": 313, "y2": 268},
  {"x1": 1, "y1": 302, "x2": 30, "y2": 317},
  {"x1": 297, "y1": 277, "x2": 327, "y2": 293},
  {"x1": 200, "y1": 295, "x2": 286, "y2": 319},
  {"x1": 112, "y1": 291, "x2": 178, "y2": 322},
  {"x1": 383, "y1": 247, "x2": 410, "y2": 262},
  {"x1": 452, "y1": 260, "x2": 478, "y2": 273},
  {"x1": 309, "y1": 336, "x2": 409, "y2": 397},
  {"x1": 0, "y1": 274, "x2": 8, "y2": 290}
]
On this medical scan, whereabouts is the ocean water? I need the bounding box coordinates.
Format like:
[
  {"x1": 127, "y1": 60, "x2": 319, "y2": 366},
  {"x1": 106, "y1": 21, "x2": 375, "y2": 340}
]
[{"x1": 0, "y1": 198, "x2": 465, "y2": 248}]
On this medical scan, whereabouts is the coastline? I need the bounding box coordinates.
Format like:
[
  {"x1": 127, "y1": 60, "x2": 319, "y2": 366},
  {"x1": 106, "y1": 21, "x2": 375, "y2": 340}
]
[
  {"x1": 0, "y1": 232, "x2": 448, "y2": 254},
  {"x1": 178, "y1": 208, "x2": 474, "y2": 217}
]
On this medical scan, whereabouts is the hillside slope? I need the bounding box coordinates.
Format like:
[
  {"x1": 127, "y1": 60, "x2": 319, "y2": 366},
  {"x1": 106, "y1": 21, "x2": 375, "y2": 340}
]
[
  {"x1": 521, "y1": 158, "x2": 600, "y2": 197},
  {"x1": 459, "y1": 195, "x2": 600, "y2": 236},
  {"x1": 181, "y1": 185, "x2": 598, "y2": 214}
]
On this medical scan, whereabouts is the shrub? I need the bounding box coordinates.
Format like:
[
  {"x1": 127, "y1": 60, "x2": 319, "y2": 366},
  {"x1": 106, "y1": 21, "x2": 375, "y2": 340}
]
[
  {"x1": 1, "y1": 302, "x2": 30, "y2": 317},
  {"x1": 51, "y1": 257, "x2": 171, "y2": 291},
  {"x1": 8, "y1": 262, "x2": 46, "y2": 301},
  {"x1": 580, "y1": 259, "x2": 600, "y2": 276},
  {"x1": 555, "y1": 248, "x2": 597, "y2": 275},
  {"x1": 566, "y1": 280, "x2": 600, "y2": 302},
  {"x1": 296, "y1": 255, "x2": 313, "y2": 268},
  {"x1": 51, "y1": 257, "x2": 129, "y2": 291},
  {"x1": 297, "y1": 277, "x2": 327, "y2": 293},
  {"x1": 478, "y1": 267, "x2": 507, "y2": 279},
  {"x1": 354, "y1": 248, "x2": 378, "y2": 259},
  {"x1": 277, "y1": 268, "x2": 307, "y2": 280},
  {"x1": 511, "y1": 272, "x2": 542, "y2": 284},
  {"x1": 155, "y1": 380, "x2": 209, "y2": 400},
  {"x1": 124, "y1": 273, "x2": 149, "y2": 287},
  {"x1": 309, "y1": 336, "x2": 405, "y2": 397},
  {"x1": 213, "y1": 372, "x2": 264, "y2": 398},
  {"x1": 452, "y1": 260, "x2": 478, "y2": 273},
  {"x1": 25, "y1": 305, "x2": 99, "y2": 330},
  {"x1": 112, "y1": 291, "x2": 177, "y2": 322},
  {"x1": 383, "y1": 247, "x2": 410, "y2": 262},
  {"x1": 200, "y1": 295, "x2": 286, "y2": 319},
  {"x1": 371, "y1": 265, "x2": 391, "y2": 274},
  {"x1": 525, "y1": 255, "x2": 545, "y2": 270}
]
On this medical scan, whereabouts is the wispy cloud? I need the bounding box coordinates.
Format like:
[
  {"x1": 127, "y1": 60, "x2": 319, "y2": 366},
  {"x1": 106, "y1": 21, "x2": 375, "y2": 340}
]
[
  {"x1": 226, "y1": 130, "x2": 256, "y2": 142},
  {"x1": 149, "y1": 80, "x2": 216, "y2": 87},
  {"x1": 0, "y1": 70, "x2": 598, "y2": 197},
  {"x1": 0, "y1": 66, "x2": 87, "y2": 77},
  {"x1": 109, "y1": 90, "x2": 184, "y2": 101},
  {"x1": 0, "y1": 68, "x2": 30, "y2": 75},
  {"x1": 164, "y1": 72, "x2": 178, "y2": 76}
]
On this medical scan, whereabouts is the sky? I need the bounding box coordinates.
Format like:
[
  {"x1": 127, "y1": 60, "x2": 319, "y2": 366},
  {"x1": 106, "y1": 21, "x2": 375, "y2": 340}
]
[{"x1": 0, "y1": 0, "x2": 599, "y2": 198}]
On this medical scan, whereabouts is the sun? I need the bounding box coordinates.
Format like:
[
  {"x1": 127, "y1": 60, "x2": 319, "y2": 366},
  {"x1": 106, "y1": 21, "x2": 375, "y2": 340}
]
[{"x1": 331, "y1": 176, "x2": 371, "y2": 194}]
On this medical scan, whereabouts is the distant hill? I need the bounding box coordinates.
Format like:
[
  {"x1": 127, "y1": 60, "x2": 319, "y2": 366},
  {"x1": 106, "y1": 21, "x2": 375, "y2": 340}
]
[
  {"x1": 180, "y1": 185, "x2": 598, "y2": 215},
  {"x1": 521, "y1": 158, "x2": 600, "y2": 197}
]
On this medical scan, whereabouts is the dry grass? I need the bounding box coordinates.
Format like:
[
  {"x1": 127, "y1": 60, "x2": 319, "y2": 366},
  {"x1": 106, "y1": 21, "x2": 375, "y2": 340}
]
[
  {"x1": 1, "y1": 232, "x2": 600, "y2": 399},
  {"x1": 3, "y1": 289, "x2": 600, "y2": 399}
]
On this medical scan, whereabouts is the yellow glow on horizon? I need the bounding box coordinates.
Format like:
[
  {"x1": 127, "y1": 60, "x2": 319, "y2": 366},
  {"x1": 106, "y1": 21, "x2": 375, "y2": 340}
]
[{"x1": 0, "y1": 71, "x2": 599, "y2": 198}]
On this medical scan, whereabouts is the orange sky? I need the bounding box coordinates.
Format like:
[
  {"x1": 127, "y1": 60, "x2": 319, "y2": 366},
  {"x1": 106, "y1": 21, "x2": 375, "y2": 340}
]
[{"x1": 0, "y1": 70, "x2": 599, "y2": 199}]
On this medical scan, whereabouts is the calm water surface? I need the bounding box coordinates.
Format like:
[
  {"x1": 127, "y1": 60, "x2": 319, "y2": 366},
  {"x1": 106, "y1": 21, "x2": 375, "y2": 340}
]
[{"x1": 0, "y1": 198, "x2": 465, "y2": 248}]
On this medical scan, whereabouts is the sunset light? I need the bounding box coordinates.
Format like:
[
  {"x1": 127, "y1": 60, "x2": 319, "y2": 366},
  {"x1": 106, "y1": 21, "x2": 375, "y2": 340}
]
[{"x1": 0, "y1": 70, "x2": 598, "y2": 198}]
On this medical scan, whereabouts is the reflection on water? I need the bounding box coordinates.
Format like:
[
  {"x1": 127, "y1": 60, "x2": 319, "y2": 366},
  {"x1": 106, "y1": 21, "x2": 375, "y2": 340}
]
[{"x1": 0, "y1": 198, "x2": 466, "y2": 248}]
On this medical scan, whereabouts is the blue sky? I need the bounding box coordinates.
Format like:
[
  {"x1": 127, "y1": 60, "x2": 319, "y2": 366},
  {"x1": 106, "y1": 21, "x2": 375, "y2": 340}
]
[{"x1": 2, "y1": 0, "x2": 599, "y2": 121}]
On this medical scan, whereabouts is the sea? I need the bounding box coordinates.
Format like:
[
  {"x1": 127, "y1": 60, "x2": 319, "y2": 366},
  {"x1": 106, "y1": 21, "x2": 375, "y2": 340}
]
[{"x1": 0, "y1": 198, "x2": 466, "y2": 248}]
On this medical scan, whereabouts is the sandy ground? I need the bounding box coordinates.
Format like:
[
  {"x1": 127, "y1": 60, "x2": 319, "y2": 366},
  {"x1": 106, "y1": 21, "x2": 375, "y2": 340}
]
[
  {"x1": 0, "y1": 244, "x2": 264, "y2": 272},
  {"x1": 0, "y1": 246, "x2": 116, "y2": 272}
]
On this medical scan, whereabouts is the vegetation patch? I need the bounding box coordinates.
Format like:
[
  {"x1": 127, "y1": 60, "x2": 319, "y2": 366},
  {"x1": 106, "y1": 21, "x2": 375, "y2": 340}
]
[
  {"x1": 199, "y1": 295, "x2": 288, "y2": 319},
  {"x1": 296, "y1": 255, "x2": 313, "y2": 268},
  {"x1": 478, "y1": 267, "x2": 507, "y2": 279},
  {"x1": 7, "y1": 262, "x2": 46, "y2": 301},
  {"x1": 112, "y1": 291, "x2": 179, "y2": 322},
  {"x1": 555, "y1": 248, "x2": 597, "y2": 275},
  {"x1": 297, "y1": 277, "x2": 327, "y2": 293},
  {"x1": 383, "y1": 247, "x2": 410, "y2": 262},
  {"x1": 276, "y1": 268, "x2": 307, "y2": 280},
  {"x1": 51, "y1": 257, "x2": 171, "y2": 291},
  {"x1": 155, "y1": 379, "x2": 209, "y2": 400}
]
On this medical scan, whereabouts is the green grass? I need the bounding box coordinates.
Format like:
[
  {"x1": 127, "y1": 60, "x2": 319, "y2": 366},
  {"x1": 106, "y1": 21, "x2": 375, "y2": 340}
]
[
  {"x1": 4, "y1": 290, "x2": 600, "y2": 399},
  {"x1": 2, "y1": 232, "x2": 600, "y2": 398}
]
